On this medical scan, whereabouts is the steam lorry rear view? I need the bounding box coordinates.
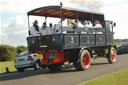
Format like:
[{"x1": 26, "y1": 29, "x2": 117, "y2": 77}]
[{"x1": 26, "y1": 4, "x2": 117, "y2": 71}]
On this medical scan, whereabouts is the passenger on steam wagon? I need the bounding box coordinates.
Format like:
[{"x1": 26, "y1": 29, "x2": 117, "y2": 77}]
[
  {"x1": 41, "y1": 22, "x2": 49, "y2": 35},
  {"x1": 56, "y1": 17, "x2": 66, "y2": 33},
  {"x1": 30, "y1": 20, "x2": 41, "y2": 36},
  {"x1": 94, "y1": 20, "x2": 102, "y2": 28}
]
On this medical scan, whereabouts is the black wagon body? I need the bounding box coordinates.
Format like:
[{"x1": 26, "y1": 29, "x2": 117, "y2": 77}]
[
  {"x1": 27, "y1": 21, "x2": 114, "y2": 52},
  {"x1": 26, "y1": 5, "x2": 117, "y2": 71}
]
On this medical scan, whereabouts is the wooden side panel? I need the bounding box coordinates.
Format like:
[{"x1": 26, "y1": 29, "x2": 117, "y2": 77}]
[
  {"x1": 80, "y1": 35, "x2": 95, "y2": 47},
  {"x1": 64, "y1": 35, "x2": 79, "y2": 49},
  {"x1": 96, "y1": 35, "x2": 105, "y2": 46}
]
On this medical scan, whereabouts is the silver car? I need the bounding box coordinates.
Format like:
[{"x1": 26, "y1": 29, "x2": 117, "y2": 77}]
[{"x1": 14, "y1": 51, "x2": 43, "y2": 72}]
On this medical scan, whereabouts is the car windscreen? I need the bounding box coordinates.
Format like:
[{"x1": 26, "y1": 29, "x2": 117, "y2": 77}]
[{"x1": 18, "y1": 51, "x2": 29, "y2": 56}]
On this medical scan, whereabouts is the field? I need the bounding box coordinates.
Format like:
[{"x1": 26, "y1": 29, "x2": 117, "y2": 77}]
[
  {"x1": 81, "y1": 68, "x2": 128, "y2": 85},
  {"x1": 0, "y1": 61, "x2": 17, "y2": 74}
]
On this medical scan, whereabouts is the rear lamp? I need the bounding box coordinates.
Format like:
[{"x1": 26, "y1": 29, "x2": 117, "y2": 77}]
[
  {"x1": 33, "y1": 55, "x2": 37, "y2": 57},
  {"x1": 14, "y1": 59, "x2": 16, "y2": 63},
  {"x1": 28, "y1": 56, "x2": 33, "y2": 60}
]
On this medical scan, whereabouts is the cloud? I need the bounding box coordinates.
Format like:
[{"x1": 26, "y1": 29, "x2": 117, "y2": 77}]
[
  {"x1": 0, "y1": 33, "x2": 8, "y2": 44},
  {"x1": 101, "y1": 2, "x2": 128, "y2": 39},
  {"x1": 1, "y1": 15, "x2": 28, "y2": 46},
  {"x1": 69, "y1": 0, "x2": 103, "y2": 12},
  {"x1": 1, "y1": 0, "x2": 27, "y2": 13},
  {"x1": 2, "y1": 15, "x2": 27, "y2": 33},
  {"x1": 1, "y1": 0, "x2": 72, "y2": 13}
]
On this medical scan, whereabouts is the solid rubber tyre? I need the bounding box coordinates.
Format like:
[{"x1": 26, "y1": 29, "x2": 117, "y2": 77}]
[
  {"x1": 107, "y1": 47, "x2": 117, "y2": 64},
  {"x1": 73, "y1": 49, "x2": 91, "y2": 71}
]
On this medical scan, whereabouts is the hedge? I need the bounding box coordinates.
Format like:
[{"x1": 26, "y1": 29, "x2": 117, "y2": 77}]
[
  {"x1": 16, "y1": 45, "x2": 28, "y2": 54},
  {"x1": 0, "y1": 45, "x2": 17, "y2": 61}
]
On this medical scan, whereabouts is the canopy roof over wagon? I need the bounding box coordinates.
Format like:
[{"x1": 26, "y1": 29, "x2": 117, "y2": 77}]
[{"x1": 27, "y1": 6, "x2": 104, "y2": 21}]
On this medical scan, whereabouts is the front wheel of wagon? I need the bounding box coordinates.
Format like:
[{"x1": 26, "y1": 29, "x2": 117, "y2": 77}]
[
  {"x1": 107, "y1": 46, "x2": 117, "y2": 64},
  {"x1": 73, "y1": 49, "x2": 91, "y2": 71}
]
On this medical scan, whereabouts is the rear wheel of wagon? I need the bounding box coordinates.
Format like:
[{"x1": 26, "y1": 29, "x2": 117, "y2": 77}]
[
  {"x1": 107, "y1": 46, "x2": 117, "y2": 64},
  {"x1": 73, "y1": 49, "x2": 91, "y2": 71}
]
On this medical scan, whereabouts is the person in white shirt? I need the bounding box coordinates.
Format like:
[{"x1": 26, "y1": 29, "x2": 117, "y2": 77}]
[
  {"x1": 48, "y1": 23, "x2": 53, "y2": 34},
  {"x1": 94, "y1": 20, "x2": 102, "y2": 28},
  {"x1": 67, "y1": 19, "x2": 73, "y2": 27},
  {"x1": 84, "y1": 20, "x2": 90, "y2": 27},
  {"x1": 53, "y1": 24, "x2": 57, "y2": 34},
  {"x1": 29, "y1": 20, "x2": 41, "y2": 36},
  {"x1": 76, "y1": 19, "x2": 84, "y2": 27},
  {"x1": 94, "y1": 20, "x2": 103, "y2": 34},
  {"x1": 88, "y1": 21, "x2": 93, "y2": 28},
  {"x1": 84, "y1": 20, "x2": 93, "y2": 28},
  {"x1": 40, "y1": 22, "x2": 49, "y2": 35},
  {"x1": 56, "y1": 17, "x2": 65, "y2": 33}
]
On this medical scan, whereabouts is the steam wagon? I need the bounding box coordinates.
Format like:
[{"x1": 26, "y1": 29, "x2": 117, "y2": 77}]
[{"x1": 27, "y1": 4, "x2": 117, "y2": 71}]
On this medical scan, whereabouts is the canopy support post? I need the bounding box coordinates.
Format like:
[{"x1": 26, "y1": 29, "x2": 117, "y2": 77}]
[
  {"x1": 91, "y1": 14, "x2": 94, "y2": 26},
  {"x1": 27, "y1": 15, "x2": 30, "y2": 36},
  {"x1": 60, "y1": 2, "x2": 63, "y2": 33},
  {"x1": 45, "y1": 16, "x2": 47, "y2": 26}
]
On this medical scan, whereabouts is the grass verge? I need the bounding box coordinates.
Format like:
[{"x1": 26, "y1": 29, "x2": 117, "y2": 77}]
[
  {"x1": 0, "y1": 61, "x2": 17, "y2": 74},
  {"x1": 81, "y1": 68, "x2": 128, "y2": 85}
]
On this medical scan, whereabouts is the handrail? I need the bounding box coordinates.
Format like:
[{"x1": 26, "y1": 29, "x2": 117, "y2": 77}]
[{"x1": 62, "y1": 26, "x2": 105, "y2": 33}]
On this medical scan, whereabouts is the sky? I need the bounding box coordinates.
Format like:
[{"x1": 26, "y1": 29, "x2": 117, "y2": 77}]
[{"x1": 0, "y1": 0, "x2": 128, "y2": 47}]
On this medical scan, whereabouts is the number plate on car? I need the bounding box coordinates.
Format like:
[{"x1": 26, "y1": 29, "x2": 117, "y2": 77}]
[
  {"x1": 18, "y1": 59, "x2": 24, "y2": 61},
  {"x1": 37, "y1": 54, "x2": 43, "y2": 59}
]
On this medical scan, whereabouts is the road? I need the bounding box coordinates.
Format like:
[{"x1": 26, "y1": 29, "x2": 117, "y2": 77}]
[{"x1": 0, "y1": 54, "x2": 128, "y2": 85}]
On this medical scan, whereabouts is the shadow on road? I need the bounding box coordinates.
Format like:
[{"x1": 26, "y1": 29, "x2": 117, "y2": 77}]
[
  {"x1": 0, "y1": 69, "x2": 46, "y2": 81},
  {"x1": 0, "y1": 62, "x2": 110, "y2": 81},
  {"x1": 0, "y1": 65, "x2": 76, "y2": 81},
  {"x1": 91, "y1": 62, "x2": 109, "y2": 65}
]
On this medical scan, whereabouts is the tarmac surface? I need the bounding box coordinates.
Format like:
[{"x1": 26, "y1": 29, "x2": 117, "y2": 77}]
[{"x1": 0, "y1": 54, "x2": 128, "y2": 85}]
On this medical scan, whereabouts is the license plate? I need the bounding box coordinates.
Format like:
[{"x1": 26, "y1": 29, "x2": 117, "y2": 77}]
[
  {"x1": 37, "y1": 54, "x2": 43, "y2": 59},
  {"x1": 48, "y1": 53, "x2": 55, "y2": 59},
  {"x1": 18, "y1": 59, "x2": 24, "y2": 61}
]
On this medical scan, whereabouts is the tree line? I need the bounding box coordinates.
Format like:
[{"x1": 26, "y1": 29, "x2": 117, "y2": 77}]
[
  {"x1": 114, "y1": 39, "x2": 128, "y2": 47},
  {"x1": 0, "y1": 45, "x2": 27, "y2": 61}
]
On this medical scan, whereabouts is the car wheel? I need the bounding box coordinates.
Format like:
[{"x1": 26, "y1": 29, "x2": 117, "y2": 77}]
[
  {"x1": 34, "y1": 61, "x2": 40, "y2": 70},
  {"x1": 17, "y1": 68, "x2": 24, "y2": 72}
]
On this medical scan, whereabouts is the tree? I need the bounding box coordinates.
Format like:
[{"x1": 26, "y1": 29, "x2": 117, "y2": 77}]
[
  {"x1": 0, "y1": 45, "x2": 17, "y2": 61},
  {"x1": 16, "y1": 45, "x2": 28, "y2": 54}
]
